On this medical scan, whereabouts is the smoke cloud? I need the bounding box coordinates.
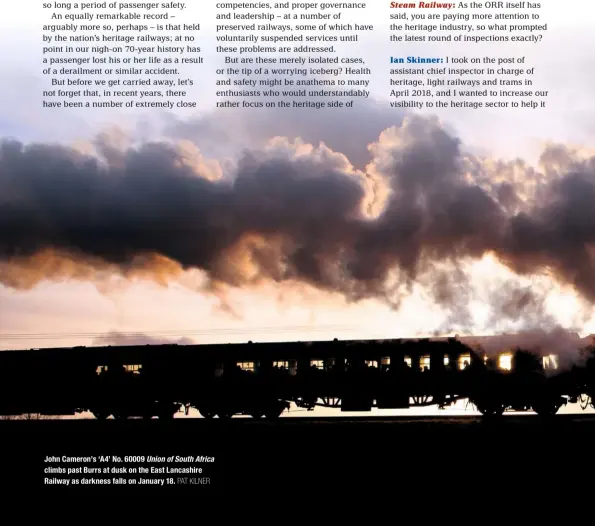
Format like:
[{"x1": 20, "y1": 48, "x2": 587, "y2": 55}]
[
  {"x1": 460, "y1": 328, "x2": 595, "y2": 369},
  {"x1": 1, "y1": 111, "x2": 595, "y2": 339}
]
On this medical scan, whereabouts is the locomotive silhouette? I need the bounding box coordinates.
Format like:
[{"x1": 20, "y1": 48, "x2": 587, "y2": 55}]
[{"x1": 1, "y1": 336, "x2": 595, "y2": 419}]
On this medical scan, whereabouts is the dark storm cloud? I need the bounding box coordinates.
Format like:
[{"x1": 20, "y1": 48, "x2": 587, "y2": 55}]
[{"x1": 1, "y1": 113, "x2": 595, "y2": 333}]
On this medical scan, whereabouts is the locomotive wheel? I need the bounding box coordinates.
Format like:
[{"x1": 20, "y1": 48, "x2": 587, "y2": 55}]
[
  {"x1": 480, "y1": 408, "x2": 503, "y2": 418},
  {"x1": 92, "y1": 411, "x2": 109, "y2": 420},
  {"x1": 476, "y1": 403, "x2": 505, "y2": 418},
  {"x1": 532, "y1": 402, "x2": 561, "y2": 417},
  {"x1": 199, "y1": 410, "x2": 216, "y2": 419},
  {"x1": 251, "y1": 412, "x2": 263, "y2": 419},
  {"x1": 264, "y1": 407, "x2": 284, "y2": 420}
]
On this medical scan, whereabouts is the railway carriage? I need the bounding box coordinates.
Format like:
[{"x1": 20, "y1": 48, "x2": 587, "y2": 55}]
[{"x1": 0, "y1": 337, "x2": 593, "y2": 419}]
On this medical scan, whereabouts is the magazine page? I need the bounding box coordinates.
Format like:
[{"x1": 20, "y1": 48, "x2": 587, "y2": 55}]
[{"x1": 1, "y1": 0, "x2": 594, "y2": 494}]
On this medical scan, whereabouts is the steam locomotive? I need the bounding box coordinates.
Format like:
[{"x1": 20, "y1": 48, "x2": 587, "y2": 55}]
[{"x1": 1, "y1": 336, "x2": 595, "y2": 419}]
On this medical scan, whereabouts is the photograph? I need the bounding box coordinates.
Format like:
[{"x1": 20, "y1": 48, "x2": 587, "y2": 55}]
[{"x1": 1, "y1": 0, "x2": 594, "y2": 494}]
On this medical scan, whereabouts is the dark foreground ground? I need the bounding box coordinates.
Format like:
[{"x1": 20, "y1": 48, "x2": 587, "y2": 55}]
[{"x1": 3, "y1": 414, "x2": 594, "y2": 495}]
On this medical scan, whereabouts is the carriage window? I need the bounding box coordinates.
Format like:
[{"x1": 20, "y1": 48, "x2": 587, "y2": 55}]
[
  {"x1": 366, "y1": 360, "x2": 378, "y2": 368},
  {"x1": 238, "y1": 361, "x2": 255, "y2": 372},
  {"x1": 420, "y1": 355, "x2": 430, "y2": 371},
  {"x1": 381, "y1": 357, "x2": 390, "y2": 366},
  {"x1": 287, "y1": 360, "x2": 298, "y2": 376},
  {"x1": 498, "y1": 353, "x2": 512, "y2": 370},
  {"x1": 543, "y1": 355, "x2": 559, "y2": 370},
  {"x1": 310, "y1": 359, "x2": 324, "y2": 369},
  {"x1": 458, "y1": 354, "x2": 471, "y2": 370},
  {"x1": 274, "y1": 361, "x2": 289, "y2": 369},
  {"x1": 96, "y1": 365, "x2": 108, "y2": 374},
  {"x1": 404, "y1": 356, "x2": 412, "y2": 368},
  {"x1": 444, "y1": 356, "x2": 450, "y2": 366},
  {"x1": 124, "y1": 364, "x2": 142, "y2": 374}
]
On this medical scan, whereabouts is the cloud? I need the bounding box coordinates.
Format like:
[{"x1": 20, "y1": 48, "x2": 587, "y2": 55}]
[
  {"x1": 1, "y1": 112, "x2": 595, "y2": 335},
  {"x1": 161, "y1": 98, "x2": 407, "y2": 169}
]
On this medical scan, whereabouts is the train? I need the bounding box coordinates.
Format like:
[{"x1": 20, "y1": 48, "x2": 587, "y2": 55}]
[{"x1": 1, "y1": 336, "x2": 595, "y2": 420}]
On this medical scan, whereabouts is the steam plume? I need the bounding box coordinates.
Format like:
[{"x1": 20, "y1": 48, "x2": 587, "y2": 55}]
[{"x1": 1, "y1": 112, "x2": 595, "y2": 337}]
